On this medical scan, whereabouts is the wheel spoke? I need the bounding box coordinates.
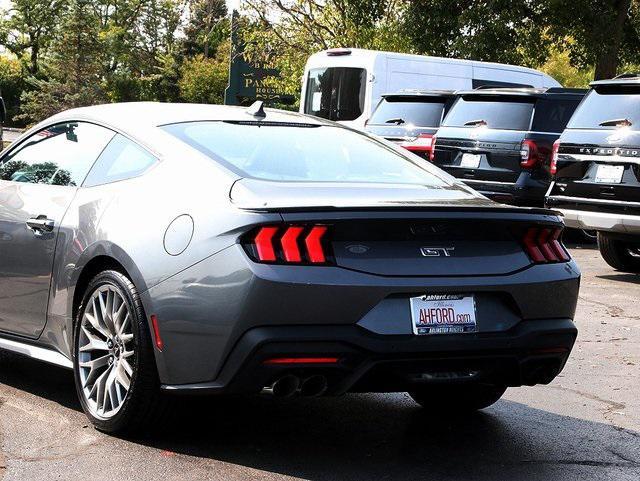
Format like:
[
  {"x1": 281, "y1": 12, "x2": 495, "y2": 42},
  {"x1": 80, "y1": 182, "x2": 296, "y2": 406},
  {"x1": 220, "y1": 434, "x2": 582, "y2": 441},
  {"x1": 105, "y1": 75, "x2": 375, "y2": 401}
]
[
  {"x1": 79, "y1": 326, "x2": 109, "y2": 352},
  {"x1": 115, "y1": 362, "x2": 131, "y2": 391}
]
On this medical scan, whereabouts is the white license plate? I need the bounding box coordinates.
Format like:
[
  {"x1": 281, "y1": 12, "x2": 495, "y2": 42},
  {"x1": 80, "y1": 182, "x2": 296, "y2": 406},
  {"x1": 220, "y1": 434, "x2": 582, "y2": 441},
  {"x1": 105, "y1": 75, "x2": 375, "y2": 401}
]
[
  {"x1": 595, "y1": 164, "x2": 624, "y2": 184},
  {"x1": 460, "y1": 153, "x2": 481, "y2": 168},
  {"x1": 410, "y1": 294, "x2": 477, "y2": 335}
]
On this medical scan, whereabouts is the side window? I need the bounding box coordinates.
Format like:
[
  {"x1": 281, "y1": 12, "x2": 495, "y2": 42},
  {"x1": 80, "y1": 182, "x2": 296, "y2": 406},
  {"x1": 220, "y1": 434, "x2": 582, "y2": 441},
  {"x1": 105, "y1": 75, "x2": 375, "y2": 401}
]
[
  {"x1": 0, "y1": 122, "x2": 115, "y2": 186},
  {"x1": 83, "y1": 134, "x2": 157, "y2": 187},
  {"x1": 532, "y1": 99, "x2": 582, "y2": 133}
]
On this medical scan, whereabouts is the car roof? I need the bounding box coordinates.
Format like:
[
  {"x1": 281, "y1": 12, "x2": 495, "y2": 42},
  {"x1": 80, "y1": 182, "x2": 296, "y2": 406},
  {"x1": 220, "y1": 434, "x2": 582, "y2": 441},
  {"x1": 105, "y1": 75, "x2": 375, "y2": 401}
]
[
  {"x1": 456, "y1": 87, "x2": 586, "y2": 99},
  {"x1": 47, "y1": 102, "x2": 329, "y2": 130}
]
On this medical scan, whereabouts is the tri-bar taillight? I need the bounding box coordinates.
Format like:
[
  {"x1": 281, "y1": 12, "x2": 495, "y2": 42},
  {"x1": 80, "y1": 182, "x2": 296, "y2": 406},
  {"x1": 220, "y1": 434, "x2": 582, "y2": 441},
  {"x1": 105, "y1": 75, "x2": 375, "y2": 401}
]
[
  {"x1": 522, "y1": 227, "x2": 571, "y2": 263},
  {"x1": 245, "y1": 224, "x2": 332, "y2": 264}
]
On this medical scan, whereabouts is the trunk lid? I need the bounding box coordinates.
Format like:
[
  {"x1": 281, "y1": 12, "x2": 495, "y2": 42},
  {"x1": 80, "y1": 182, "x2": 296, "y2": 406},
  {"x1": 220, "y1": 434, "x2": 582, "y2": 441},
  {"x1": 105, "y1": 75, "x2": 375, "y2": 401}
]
[
  {"x1": 433, "y1": 127, "x2": 526, "y2": 183},
  {"x1": 230, "y1": 177, "x2": 495, "y2": 211}
]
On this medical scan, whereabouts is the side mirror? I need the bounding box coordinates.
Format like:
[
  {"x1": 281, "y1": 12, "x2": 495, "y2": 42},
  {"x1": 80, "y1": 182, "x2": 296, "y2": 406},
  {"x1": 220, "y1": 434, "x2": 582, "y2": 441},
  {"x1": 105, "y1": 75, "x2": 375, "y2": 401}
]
[{"x1": 0, "y1": 97, "x2": 6, "y2": 123}]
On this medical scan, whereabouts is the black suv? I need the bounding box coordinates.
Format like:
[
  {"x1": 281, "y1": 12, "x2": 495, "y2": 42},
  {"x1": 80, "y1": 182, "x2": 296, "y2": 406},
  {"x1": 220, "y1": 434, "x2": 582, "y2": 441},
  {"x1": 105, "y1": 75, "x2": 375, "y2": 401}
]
[
  {"x1": 546, "y1": 76, "x2": 640, "y2": 272},
  {"x1": 431, "y1": 87, "x2": 586, "y2": 206},
  {"x1": 365, "y1": 90, "x2": 456, "y2": 161}
]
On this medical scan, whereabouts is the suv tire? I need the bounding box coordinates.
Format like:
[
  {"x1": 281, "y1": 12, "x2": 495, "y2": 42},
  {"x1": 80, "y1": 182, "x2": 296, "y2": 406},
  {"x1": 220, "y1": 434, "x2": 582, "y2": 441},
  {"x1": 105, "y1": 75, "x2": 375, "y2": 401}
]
[
  {"x1": 73, "y1": 270, "x2": 168, "y2": 434},
  {"x1": 597, "y1": 232, "x2": 640, "y2": 273},
  {"x1": 409, "y1": 384, "x2": 506, "y2": 411}
]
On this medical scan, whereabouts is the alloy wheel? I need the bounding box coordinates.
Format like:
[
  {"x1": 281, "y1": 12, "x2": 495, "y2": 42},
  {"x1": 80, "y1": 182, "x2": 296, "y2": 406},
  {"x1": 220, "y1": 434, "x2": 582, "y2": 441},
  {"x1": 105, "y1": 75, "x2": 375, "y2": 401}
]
[{"x1": 78, "y1": 285, "x2": 135, "y2": 419}]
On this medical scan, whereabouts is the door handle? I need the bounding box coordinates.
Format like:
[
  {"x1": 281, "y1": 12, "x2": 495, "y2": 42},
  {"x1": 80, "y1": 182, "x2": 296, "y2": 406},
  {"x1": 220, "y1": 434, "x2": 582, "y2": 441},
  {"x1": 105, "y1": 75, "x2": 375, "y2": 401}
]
[{"x1": 26, "y1": 215, "x2": 55, "y2": 234}]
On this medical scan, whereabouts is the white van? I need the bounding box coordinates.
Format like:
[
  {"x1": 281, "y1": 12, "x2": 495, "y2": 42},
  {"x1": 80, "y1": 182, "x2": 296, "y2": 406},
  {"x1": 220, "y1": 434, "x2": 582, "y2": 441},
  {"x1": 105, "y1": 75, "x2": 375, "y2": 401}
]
[{"x1": 300, "y1": 48, "x2": 561, "y2": 129}]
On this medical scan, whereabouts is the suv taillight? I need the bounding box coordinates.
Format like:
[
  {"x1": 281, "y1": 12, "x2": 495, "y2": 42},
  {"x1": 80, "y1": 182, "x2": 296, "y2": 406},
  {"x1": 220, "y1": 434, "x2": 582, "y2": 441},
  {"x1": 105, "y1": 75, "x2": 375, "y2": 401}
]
[
  {"x1": 429, "y1": 135, "x2": 437, "y2": 162},
  {"x1": 522, "y1": 227, "x2": 570, "y2": 263},
  {"x1": 550, "y1": 140, "x2": 560, "y2": 176},
  {"x1": 245, "y1": 225, "x2": 332, "y2": 265},
  {"x1": 403, "y1": 133, "x2": 433, "y2": 153},
  {"x1": 520, "y1": 139, "x2": 540, "y2": 168}
]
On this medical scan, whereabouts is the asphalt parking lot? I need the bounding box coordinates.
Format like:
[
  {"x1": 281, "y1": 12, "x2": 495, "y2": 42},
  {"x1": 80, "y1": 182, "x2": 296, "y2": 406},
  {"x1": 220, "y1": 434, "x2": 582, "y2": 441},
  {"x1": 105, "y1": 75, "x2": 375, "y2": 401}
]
[{"x1": 0, "y1": 245, "x2": 638, "y2": 481}]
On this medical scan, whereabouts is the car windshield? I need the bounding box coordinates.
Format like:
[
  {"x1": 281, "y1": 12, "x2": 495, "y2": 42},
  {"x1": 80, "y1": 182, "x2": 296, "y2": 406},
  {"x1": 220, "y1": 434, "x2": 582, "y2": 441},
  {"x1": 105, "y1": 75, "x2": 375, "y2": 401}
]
[
  {"x1": 369, "y1": 97, "x2": 447, "y2": 127},
  {"x1": 443, "y1": 96, "x2": 534, "y2": 131},
  {"x1": 162, "y1": 121, "x2": 447, "y2": 186},
  {"x1": 567, "y1": 87, "x2": 640, "y2": 129}
]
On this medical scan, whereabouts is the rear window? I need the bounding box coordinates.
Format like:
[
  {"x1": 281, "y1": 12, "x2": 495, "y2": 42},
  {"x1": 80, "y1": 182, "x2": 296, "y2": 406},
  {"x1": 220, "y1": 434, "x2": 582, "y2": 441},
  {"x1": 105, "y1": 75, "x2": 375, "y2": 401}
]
[
  {"x1": 443, "y1": 96, "x2": 534, "y2": 131},
  {"x1": 304, "y1": 67, "x2": 366, "y2": 121},
  {"x1": 162, "y1": 121, "x2": 447, "y2": 186},
  {"x1": 567, "y1": 87, "x2": 640, "y2": 129},
  {"x1": 531, "y1": 98, "x2": 582, "y2": 133},
  {"x1": 369, "y1": 97, "x2": 447, "y2": 127}
]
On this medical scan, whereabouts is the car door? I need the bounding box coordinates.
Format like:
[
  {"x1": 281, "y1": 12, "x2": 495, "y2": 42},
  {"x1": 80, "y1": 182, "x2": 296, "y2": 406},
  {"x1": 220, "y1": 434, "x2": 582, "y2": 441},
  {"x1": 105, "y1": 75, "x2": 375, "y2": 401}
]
[{"x1": 0, "y1": 121, "x2": 115, "y2": 338}]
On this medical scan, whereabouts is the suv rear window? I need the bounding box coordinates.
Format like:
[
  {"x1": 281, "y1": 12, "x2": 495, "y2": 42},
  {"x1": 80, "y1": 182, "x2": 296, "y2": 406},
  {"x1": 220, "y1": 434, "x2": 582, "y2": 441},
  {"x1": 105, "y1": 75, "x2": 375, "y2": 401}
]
[
  {"x1": 163, "y1": 121, "x2": 447, "y2": 186},
  {"x1": 443, "y1": 96, "x2": 534, "y2": 131},
  {"x1": 304, "y1": 67, "x2": 366, "y2": 122},
  {"x1": 531, "y1": 98, "x2": 582, "y2": 133},
  {"x1": 369, "y1": 97, "x2": 447, "y2": 127},
  {"x1": 567, "y1": 87, "x2": 640, "y2": 129}
]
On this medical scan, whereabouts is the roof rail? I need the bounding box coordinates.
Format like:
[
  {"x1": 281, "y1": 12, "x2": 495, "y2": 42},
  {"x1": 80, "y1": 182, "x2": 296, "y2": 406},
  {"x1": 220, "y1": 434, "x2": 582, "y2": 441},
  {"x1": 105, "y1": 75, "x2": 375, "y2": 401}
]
[
  {"x1": 545, "y1": 87, "x2": 588, "y2": 94},
  {"x1": 613, "y1": 72, "x2": 640, "y2": 79}
]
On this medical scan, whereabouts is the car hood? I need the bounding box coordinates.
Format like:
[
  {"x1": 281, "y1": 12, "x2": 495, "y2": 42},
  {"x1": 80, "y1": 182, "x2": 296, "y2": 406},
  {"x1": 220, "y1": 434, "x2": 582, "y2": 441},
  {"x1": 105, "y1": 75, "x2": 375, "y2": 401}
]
[{"x1": 229, "y1": 177, "x2": 499, "y2": 211}]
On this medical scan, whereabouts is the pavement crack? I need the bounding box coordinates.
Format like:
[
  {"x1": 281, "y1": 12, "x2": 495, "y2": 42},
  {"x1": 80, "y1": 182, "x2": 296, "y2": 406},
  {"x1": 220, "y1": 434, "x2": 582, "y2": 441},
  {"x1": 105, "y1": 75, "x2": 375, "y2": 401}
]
[
  {"x1": 522, "y1": 459, "x2": 638, "y2": 468},
  {"x1": 547, "y1": 385, "x2": 625, "y2": 411}
]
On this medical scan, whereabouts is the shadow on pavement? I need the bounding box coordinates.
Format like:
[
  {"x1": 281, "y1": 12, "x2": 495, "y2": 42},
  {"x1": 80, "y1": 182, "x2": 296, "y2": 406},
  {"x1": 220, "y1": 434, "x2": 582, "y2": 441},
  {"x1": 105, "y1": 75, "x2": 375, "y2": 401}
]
[
  {"x1": 597, "y1": 273, "x2": 640, "y2": 284},
  {"x1": 1, "y1": 352, "x2": 639, "y2": 480}
]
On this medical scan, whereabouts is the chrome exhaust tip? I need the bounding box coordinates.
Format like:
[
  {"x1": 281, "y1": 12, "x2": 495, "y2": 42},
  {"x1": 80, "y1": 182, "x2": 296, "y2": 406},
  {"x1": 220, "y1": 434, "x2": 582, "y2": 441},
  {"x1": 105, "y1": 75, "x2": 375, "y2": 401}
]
[
  {"x1": 262, "y1": 375, "x2": 300, "y2": 397},
  {"x1": 299, "y1": 375, "x2": 328, "y2": 397}
]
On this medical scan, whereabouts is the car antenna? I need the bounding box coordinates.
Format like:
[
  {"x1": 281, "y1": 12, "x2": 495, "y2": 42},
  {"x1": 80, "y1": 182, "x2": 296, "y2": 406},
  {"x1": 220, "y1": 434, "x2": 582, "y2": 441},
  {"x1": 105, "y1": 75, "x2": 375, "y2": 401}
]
[{"x1": 247, "y1": 100, "x2": 266, "y2": 118}]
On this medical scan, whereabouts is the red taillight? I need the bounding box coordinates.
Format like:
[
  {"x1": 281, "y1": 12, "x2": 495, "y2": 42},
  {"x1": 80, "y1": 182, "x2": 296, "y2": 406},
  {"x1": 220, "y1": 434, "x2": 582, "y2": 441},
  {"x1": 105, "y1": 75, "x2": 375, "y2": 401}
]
[
  {"x1": 263, "y1": 357, "x2": 339, "y2": 365},
  {"x1": 248, "y1": 225, "x2": 331, "y2": 265},
  {"x1": 520, "y1": 139, "x2": 539, "y2": 168},
  {"x1": 403, "y1": 133, "x2": 433, "y2": 153},
  {"x1": 550, "y1": 139, "x2": 560, "y2": 176},
  {"x1": 254, "y1": 226, "x2": 279, "y2": 262},
  {"x1": 280, "y1": 226, "x2": 304, "y2": 262},
  {"x1": 429, "y1": 135, "x2": 437, "y2": 161},
  {"x1": 522, "y1": 227, "x2": 570, "y2": 263}
]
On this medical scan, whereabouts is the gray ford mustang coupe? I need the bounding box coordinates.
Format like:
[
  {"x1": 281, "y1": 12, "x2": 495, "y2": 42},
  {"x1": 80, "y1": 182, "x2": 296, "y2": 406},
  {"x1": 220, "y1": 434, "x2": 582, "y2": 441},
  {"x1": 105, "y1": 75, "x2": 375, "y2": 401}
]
[{"x1": 0, "y1": 102, "x2": 580, "y2": 433}]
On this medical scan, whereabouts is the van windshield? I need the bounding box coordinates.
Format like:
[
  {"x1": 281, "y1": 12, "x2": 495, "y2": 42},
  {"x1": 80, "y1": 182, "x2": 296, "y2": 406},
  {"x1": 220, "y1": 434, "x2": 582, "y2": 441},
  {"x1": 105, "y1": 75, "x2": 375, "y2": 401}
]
[
  {"x1": 443, "y1": 96, "x2": 534, "y2": 131},
  {"x1": 304, "y1": 67, "x2": 366, "y2": 121}
]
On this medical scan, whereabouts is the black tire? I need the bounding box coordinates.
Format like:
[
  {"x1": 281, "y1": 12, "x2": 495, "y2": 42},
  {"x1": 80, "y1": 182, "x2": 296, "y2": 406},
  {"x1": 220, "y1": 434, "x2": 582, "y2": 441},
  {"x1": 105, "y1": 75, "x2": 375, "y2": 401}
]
[
  {"x1": 73, "y1": 270, "x2": 167, "y2": 434},
  {"x1": 597, "y1": 232, "x2": 640, "y2": 273},
  {"x1": 409, "y1": 384, "x2": 506, "y2": 411}
]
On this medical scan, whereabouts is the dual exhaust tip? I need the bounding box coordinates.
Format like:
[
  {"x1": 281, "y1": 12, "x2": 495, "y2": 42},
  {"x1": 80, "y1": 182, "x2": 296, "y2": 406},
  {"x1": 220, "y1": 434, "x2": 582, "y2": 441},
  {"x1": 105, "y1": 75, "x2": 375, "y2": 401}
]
[{"x1": 262, "y1": 374, "x2": 328, "y2": 398}]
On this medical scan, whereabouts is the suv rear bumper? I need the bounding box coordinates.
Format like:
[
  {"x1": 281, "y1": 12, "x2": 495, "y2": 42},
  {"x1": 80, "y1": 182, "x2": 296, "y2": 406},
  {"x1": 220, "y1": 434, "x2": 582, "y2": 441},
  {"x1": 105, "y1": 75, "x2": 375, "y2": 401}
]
[
  {"x1": 161, "y1": 319, "x2": 577, "y2": 395},
  {"x1": 463, "y1": 172, "x2": 548, "y2": 207},
  {"x1": 546, "y1": 195, "x2": 640, "y2": 234}
]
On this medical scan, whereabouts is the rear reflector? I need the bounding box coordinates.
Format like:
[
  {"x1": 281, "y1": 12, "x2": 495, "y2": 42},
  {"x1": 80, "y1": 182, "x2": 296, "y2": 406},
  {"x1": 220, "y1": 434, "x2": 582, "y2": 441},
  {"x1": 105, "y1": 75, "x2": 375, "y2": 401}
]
[
  {"x1": 429, "y1": 135, "x2": 437, "y2": 161},
  {"x1": 263, "y1": 357, "x2": 339, "y2": 365},
  {"x1": 247, "y1": 224, "x2": 331, "y2": 265},
  {"x1": 150, "y1": 315, "x2": 163, "y2": 351},
  {"x1": 522, "y1": 227, "x2": 570, "y2": 263}
]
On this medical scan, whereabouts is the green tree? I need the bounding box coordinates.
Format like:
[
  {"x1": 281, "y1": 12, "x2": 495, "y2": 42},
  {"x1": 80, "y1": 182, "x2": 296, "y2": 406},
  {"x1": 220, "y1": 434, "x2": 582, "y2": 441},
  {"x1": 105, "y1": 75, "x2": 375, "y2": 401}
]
[
  {"x1": 538, "y1": 44, "x2": 594, "y2": 88},
  {"x1": 178, "y1": 45, "x2": 230, "y2": 104},
  {"x1": 0, "y1": 56, "x2": 27, "y2": 126},
  {"x1": 18, "y1": 0, "x2": 106, "y2": 123},
  {"x1": 182, "y1": 0, "x2": 228, "y2": 58},
  {"x1": 0, "y1": 0, "x2": 67, "y2": 75}
]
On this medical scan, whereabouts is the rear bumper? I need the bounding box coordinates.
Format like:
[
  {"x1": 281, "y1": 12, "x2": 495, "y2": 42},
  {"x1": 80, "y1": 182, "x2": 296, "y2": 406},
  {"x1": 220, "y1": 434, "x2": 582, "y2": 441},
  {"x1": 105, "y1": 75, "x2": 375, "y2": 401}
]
[
  {"x1": 546, "y1": 194, "x2": 640, "y2": 234},
  {"x1": 161, "y1": 318, "x2": 577, "y2": 395},
  {"x1": 460, "y1": 172, "x2": 548, "y2": 207}
]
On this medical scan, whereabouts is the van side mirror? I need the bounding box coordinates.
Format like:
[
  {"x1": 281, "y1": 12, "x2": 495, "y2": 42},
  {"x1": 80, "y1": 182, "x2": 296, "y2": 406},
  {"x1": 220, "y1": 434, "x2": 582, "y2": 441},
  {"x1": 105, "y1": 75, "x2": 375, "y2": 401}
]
[{"x1": 0, "y1": 97, "x2": 6, "y2": 123}]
